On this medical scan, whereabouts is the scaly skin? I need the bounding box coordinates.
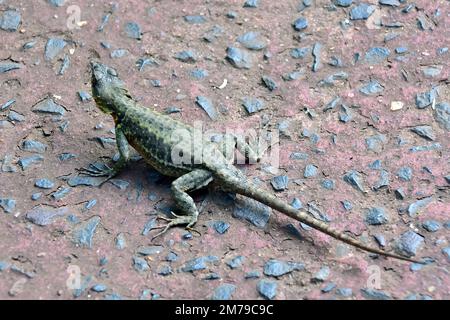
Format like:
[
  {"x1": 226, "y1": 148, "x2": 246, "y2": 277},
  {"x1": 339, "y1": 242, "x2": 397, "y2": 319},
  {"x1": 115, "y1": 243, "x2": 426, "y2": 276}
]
[{"x1": 84, "y1": 61, "x2": 424, "y2": 264}]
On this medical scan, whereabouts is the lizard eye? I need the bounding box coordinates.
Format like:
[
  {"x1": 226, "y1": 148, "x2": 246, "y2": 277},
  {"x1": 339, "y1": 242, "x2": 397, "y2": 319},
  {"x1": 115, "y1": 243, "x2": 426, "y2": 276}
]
[{"x1": 107, "y1": 68, "x2": 117, "y2": 76}]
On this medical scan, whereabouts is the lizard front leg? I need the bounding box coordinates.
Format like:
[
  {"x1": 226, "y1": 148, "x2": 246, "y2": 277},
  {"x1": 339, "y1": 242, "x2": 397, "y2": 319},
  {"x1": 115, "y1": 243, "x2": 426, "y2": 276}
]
[
  {"x1": 152, "y1": 169, "x2": 213, "y2": 239},
  {"x1": 77, "y1": 123, "x2": 130, "y2": 184}
]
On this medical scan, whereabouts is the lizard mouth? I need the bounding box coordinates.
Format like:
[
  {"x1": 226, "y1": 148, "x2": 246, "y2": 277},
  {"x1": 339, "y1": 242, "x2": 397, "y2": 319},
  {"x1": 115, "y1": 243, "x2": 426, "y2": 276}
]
[{"x1": 90, "y1": 61, "x2": 105, "y2": 84}]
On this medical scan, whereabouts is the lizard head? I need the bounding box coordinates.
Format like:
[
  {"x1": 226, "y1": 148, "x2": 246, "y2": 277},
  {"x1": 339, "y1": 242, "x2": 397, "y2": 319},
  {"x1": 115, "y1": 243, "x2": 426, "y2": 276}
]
[{"x1": 90, "y1": 61, "x2": 126, "y2": 114}]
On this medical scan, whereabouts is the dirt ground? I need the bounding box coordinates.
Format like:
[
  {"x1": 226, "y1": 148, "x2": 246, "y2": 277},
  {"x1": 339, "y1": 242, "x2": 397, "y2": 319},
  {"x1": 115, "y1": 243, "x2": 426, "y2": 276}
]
[{"x1": 0, "y1": 0, "x2": 449, "y2": 300}]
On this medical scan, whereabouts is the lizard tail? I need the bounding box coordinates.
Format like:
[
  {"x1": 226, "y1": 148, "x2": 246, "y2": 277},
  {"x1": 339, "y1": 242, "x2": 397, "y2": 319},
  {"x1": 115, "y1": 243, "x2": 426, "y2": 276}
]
[{"x1": 219, "y1": 170, "x2": 423, "y2": 264}]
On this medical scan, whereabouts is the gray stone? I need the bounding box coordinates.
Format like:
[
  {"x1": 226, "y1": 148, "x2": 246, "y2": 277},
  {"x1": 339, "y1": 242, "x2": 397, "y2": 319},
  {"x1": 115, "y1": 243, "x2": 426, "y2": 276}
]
[
  {"x1": 411, "y1": 126, "x2": 435, "y2": 140},
  {"x1": 211, "y1": 284, "x2": 236, "y2": 300},
  {"x1": 21, "y1": 140, "x2": 47, "y2": 153},
  {"x1": 72, "y1": 216, "x2": 101, "y2": 248},
  {"x1": 8, "y1": 111, "x2": 25, "y2": 122},
  {"x1": 133, "y1": 256, "x2": 149, "y2": 272},
  {"x1": 242, "y1": 97, "x2": 265, "y2": 114},
  {"x1": 365, "y1": 207, "x2": 389, "y2": 225},
  {"x1": 226, "y1": 47, "x2": 252, "y2": 69},
  {"x1": 233, "y1": 197, "x2": 271, "y2": 228},
  {"x1": 359, "y1": 81, "x2": 384, "y2": 95},
  {"x1": 304, "y1": 164, "x2": 318, "y2": 178},
  {"x1": 293, "y1": 17, "x2": 308, "y2": 31},
  {"x1": 195, "y1": 96, "x2": 218, "y2": 120},
  {"x1": 350, "y1": 4, "x2": 376, "y2": 20},
  {"x1": 237, "y1": 31, "x2": 266, "y2": 50},
  {"x1": 397, "y1": 166, "x2": 413, "y2": 181},
  {"x1": 0, "y1": 198, "x2": 16, "y2": 213},
  {"x1": 32, "y1": 98, "x2": 66, "y2": 115},
  {"x1": 334, "y1": 0, "x2": 352, "y2": 7},
  {"x1": 415, "y1": 90, "x2": 436, "y2": 109},
  {"x1": 18, "y1": 155, "x2": 44, "y2": 170},
  {"x1": 44, "y1": 38, "x2": 67, "y2": 61},
  {"x1": 379, "y1": 0, "x2": 400, "y2": 6},
  {"x1": 271, "y1": 175, "x2": 289, "y2": 191},
  {"x1": 422, "y1": 220, "x2": 441, "y2": 232},
  {"x1": 364, "y1": 47, "x2": 390, "y2": 64},
  {"x1": 181, "y1": 256, "x2": 218, "y2": 272},
  {"x1": 408, "y1": 197, "x2": 433, "y2": 217},
  {"x1": 263, "y1": 259, "x2": 304, "y2": 277},
  {"x1": 174, "y1": 50, "x2": 197, "y2": 63},
  {"x1": 35, "y1": 178, "x2": 54, "y2": 189},
  {"x1": 396, "y1": 231, "x2": 424, "y2": 257},
  {"x1": 26, "y1": 207, "x2": 67, "y2": 226},
  {"x1": 257, "y1": 280, "x2": 277, "y2": 300},
  {"x1": 226, "y1": 256, "x2": 245, "y2": 269},
  {"x1": 0, "y1": 10, "x2": 21, "y2": 32},
  {"x1": 124, "y1": 22, "x2": 142, "y2": 39},
  {"x1": 184, "y1": 15, "x2": 206, "y2": 24},
  {"x1": 434, "y1": 102, "x2": 450, "y2": 131},
  {"x1": 312, "y1": 266, "x2": 330, "y2": 282},
  {"x1": 110, "y1": 49, "x2": 128, "y2": 59},
  {"x1": 261, "y1": 76, "x2": 277, "y2": 91},
  {"x1": 343, "y1": 170, "x2": 366, "y2": 193}
]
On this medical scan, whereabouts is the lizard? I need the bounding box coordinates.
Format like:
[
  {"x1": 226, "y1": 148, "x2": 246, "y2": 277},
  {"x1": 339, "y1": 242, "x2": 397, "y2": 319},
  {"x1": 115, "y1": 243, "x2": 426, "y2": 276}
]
[{"x1": 81, "y1": 61, "x2": 424, "y2": 264}]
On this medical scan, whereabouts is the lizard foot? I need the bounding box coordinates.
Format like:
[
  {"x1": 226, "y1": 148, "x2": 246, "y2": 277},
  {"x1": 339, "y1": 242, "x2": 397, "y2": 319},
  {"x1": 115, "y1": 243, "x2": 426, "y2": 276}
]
[
  {"x1": 76, "y1": 162, "x2": 118, "y2": 184},
  {"x1": 151, "y1": 212, "x2": 199, "y2": 240}
]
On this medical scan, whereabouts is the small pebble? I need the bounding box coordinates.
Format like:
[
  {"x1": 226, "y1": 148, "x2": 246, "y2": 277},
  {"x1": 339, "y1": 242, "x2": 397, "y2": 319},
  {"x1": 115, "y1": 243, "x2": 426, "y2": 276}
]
[
  {"x1": 361, "y1": 288, "x2": 392, "y2": 300},
  {"x1": 321, "y1": 179, "x2": 335, "y2": 190},
  {"x1": 263, "y1": 259, "x2": 304, "y2": 277},
  {"x1": 184, "y1": 15, "x2": 206, "y2": 24},
  {"x1": 341, "y1": 200, "x2": 352, "y2": 211},
  {"x1": 422, "y1": 220, "x2": 441, "y2": 232},
  {"x1": 271, "y1": 175, "x2": 289, "y2": 191},
  {"x1": 336, "y1": 288, "x2": 353, "y2": 297},
  {"x1": 374, "y1": 234, "x2": 386, "y2": 247},
  {"x1": 243, "y1": 0, "x2": 259, "y2": 8},
  {"x1": 257, "y1": 280, "x2": 277, "y2": 300},
  {"x1": 213, "y1": 220, "x2": 230, "y2": 234},
  {"x1": 312, "y1": 266, "x2": 330, "y2": 283},
  {"x1": 411, "y1": 126, "x2": 435, "y2": 141},
  {"x1": 397, "y1": 167, "x2": 413, "y2": 181},
  {"x1": 31, "y1": 193, "x2": 42, "y2": 201},
  {"x1": 292, "y1": 17, "x2": 308, "y2": 31},
  {"x1": 321, "y1": 282, "x2": 337, "y2": 293},
  {"x1": 0, "y1": 198, "x2": 16, "y2": 213},
  {"x1": 174, "y1": 50, "x2": 197, "y2": 63},
  {"x1": 245, "y1": 270, "x2": 261, "y2": 279},
  {"x1": 408, "y1": 197, "x2": 433, "y2": 217},
  {"x1": 261, "y1": 76, "x2": 277, "y2": 91},
  {"x1": 91, "y1": 284, "x2": 107, "y2": 292},
  {"x1": 365, "y1": 207, "x2": 389, "y2": 225},
  {"x1": 226, "y1": 47, "x2": 252, "y2": 69},
  {"x1": 304, "y1": 164, "x2": 318, "y2": 178},
  {"x1": 226, "y1": 256, "x2": 245, "y2": 269},
  {"x1": 124, "y1": 22, "x2": 142, "y2": 39},
  {"x1": 35, "y1": 178, "x2": 54, "y2": 189},
  {"x1": 211, "y1": 284, "x2": 236, "y2": 300},
  {"x1": 396, "y1": 231, "x2": 424, "y2": 257}
]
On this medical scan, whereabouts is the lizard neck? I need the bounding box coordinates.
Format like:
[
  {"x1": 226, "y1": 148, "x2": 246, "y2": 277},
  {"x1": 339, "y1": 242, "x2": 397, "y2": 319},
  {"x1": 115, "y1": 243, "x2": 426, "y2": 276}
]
[{"x1": 110, "y1": 94, "x2": 133, "y2": 124}]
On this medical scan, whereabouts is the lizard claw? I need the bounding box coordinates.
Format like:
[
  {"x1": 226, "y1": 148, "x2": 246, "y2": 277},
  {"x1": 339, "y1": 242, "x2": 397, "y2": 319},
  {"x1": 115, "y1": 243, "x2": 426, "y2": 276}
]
[
  {"x1": 186, "y1": 226, "x2": 202, "y2": 237},
  {"x1": 77, "y1": 162, "x2": 114, "y2": 177},
  {"x1": 76, "y1": 162, "x2": 117, "y2": 185},
  {"x1": 151, "y1": 213, "x2": 198, "y2": 240}
]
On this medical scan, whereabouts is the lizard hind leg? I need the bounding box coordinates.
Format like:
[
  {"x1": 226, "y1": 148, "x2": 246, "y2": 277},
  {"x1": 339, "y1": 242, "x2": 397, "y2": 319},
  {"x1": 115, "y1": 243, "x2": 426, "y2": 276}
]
[
  {"x1": 216, "y1": 133, "x2": 261, "y2": 164},
  {"x1": 152, "y1": 169, "x2": 213, "y2": 240}
]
